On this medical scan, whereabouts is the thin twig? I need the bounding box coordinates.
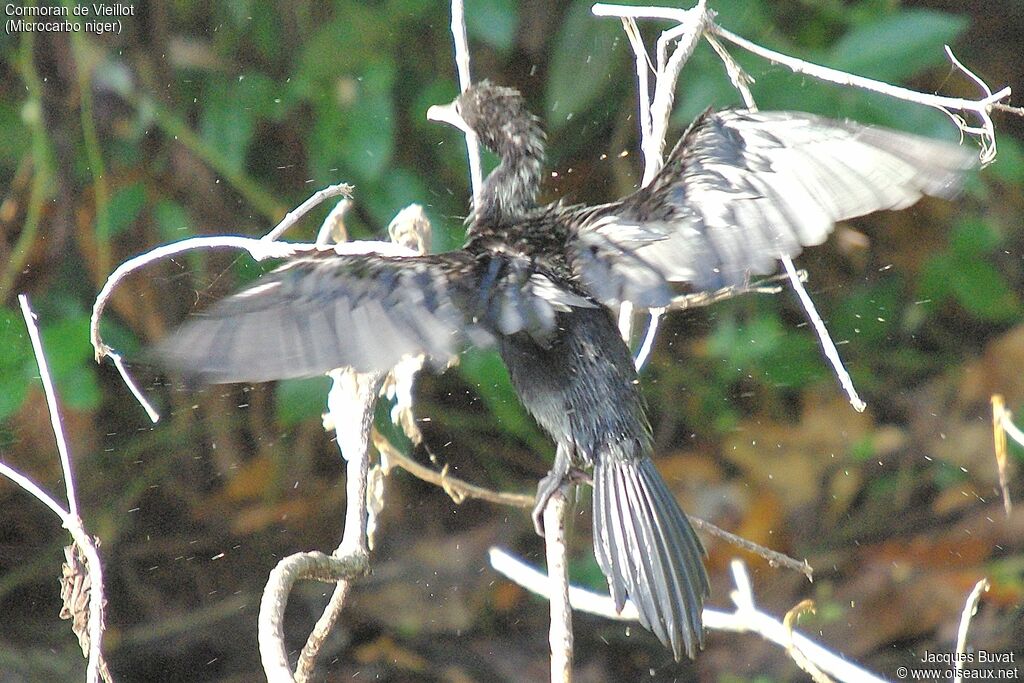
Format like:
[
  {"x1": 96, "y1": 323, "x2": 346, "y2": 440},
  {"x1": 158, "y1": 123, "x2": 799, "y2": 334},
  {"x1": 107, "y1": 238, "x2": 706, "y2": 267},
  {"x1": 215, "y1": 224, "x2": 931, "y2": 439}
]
[
  {"x1": 783, "y1": 600, "x2": 834, "y2": 683},
  {"x1": 782, "y1": 256, "x2": 866, "y2": 412},
  {"x1": 665, "y1": 271, "x2": 800, "y2": 311},
  {"x1": 373, "y1": 431, "x2": 535, "y2": 508},
  {"x1": 633, "y1": 307, "x2": 663, "y2": 371},
  {"x1": 375, "y1": 430, "x2": 810, "y2": 575},
  {"x1": 990, "y1": 395, "x2": 1014, "y2": 517},
  {"x1": 708, "y1": 23, "x2": 1011, "y2": 164},
  {"x1": 690, "y1": 517, "x2": 812, "y2": 581},
  {"x1": 4, "y1": 296, "x2": 110, "y2": 683},
  {"x1": 262, "y1": 183, "x2": 353, "y2": 242},
  {"x1": 108, "y1": 351, "x2": 160, "y2": 424},
  {"x1": 544, "y1": 488, "x2": 573, "y2": 682},
  {"x1": 20, "y1": 295, "x2": 79, "y2": 519},
  {"x1": 954, "y1": 578, "x2": 990, "y2": 683},
  {"x1": 701, "y1": 25, "x2": 865, "y2": 413},
  {"x1": 449, "y1": 0, "x2": 484, "y2": 205}
]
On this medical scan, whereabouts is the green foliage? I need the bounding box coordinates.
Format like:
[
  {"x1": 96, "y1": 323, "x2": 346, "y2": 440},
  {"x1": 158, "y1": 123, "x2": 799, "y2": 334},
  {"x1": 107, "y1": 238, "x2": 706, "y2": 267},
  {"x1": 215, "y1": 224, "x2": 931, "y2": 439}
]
[
  {"x1": 920, "y1": 217, "x2": 1021, "y2": 322},
  {"x1": 0, "y1": 103, "x2": 29, "y2": 169},
  {"x1": 153, "y1": 200, "x2": 194, "y2": 241},
  {"x1": 200, "y1": 73, "x2": 276, "y2": 174},
  {"x1": 275, "y1": 376, "x2": 331, "y2": 426},
  {"x1": 466, "y1": 0, "x2": 518, "y2": 53},
  {"x1": 107, "y1": 182, "x2": 147, "y2": 237},
  {"x1": 827, "y1": 10, "x2": 968, "y2": 82},
  {"x1": 0, "y1": 305, "x2": 101, "y2": 420},
  {"x1": 0, "y1": 307, "x2": 32, "y2": 420},
  {"x1": 39, "y1": 311, "x2": 102, "y2": 412},
  {"x1": 707, "y1": 308, "x2": 825, "y2": 390},
  {"x1": 545, "y1": 0, "x2": 624, "y2": 128}
]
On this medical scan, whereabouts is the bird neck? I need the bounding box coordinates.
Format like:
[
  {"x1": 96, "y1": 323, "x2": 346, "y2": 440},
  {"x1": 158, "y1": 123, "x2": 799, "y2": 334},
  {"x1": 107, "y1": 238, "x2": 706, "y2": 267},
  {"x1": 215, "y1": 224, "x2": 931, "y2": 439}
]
[{"x1": 471, "y1": 151, "x2": 543, "y2": 227}]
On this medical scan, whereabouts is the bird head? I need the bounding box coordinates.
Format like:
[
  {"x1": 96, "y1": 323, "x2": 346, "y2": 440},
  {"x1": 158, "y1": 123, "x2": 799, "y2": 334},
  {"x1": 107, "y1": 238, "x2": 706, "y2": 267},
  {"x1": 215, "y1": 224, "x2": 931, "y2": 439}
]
[{"x1": 428, "y1": 81, "x2": 544, "y2": 160}]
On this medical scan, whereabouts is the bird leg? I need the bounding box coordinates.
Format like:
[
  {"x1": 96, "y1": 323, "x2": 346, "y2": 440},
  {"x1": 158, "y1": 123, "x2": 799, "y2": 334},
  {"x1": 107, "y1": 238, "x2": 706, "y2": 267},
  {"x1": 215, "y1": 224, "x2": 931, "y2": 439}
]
[{"x1": 533, "y1": 445, "x2": 588, "y2": 536}]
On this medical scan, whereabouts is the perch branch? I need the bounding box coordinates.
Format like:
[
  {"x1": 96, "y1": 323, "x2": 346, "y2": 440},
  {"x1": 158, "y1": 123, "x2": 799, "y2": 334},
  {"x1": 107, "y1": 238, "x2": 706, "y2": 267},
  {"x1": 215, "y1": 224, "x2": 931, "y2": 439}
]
[
  {"x1": 291, "y1": 369, "x2": 385, "y2": 682},
  {"x1": 0, "y1": 296, "x2": 110, "y2": 682},
  {"x1": 544, "y1": 487, "x2": 573, "y2": 682},
  {"x1": 270, "y1": 204, "x2": 431, "y2": 682},
  {"x1": 490, "y1": 553, "x2": 885, "y2": 683}
]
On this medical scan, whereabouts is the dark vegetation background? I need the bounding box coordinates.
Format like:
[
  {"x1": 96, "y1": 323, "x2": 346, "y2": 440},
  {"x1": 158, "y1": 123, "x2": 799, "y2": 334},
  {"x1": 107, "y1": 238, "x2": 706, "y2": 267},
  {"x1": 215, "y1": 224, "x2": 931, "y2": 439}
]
[{"x1": 1, "y1": 0, "x2": 1023, "y2": 680}]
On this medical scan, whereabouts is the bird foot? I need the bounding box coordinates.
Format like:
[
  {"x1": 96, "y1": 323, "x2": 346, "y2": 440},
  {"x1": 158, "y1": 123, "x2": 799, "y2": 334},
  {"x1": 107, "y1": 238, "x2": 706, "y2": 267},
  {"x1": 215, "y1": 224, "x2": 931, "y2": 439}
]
[{"x1": 531, "y1": 465, "x2": 588, "y2": 536}]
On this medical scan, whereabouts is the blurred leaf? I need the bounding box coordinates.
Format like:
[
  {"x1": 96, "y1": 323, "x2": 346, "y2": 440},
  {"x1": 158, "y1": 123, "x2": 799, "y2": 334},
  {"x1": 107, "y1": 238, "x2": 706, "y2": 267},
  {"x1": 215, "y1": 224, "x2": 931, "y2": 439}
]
[
  {"x1": 359, "y1": 166, "x2": 432, "y2": 232},
  {"x1": 40, "y1": 313, "x2": 101, "y2": 411},
  {"x1": 466, "y1": 0, "x2": 518, "y2": 53},
  {"x1": 153, "y1": 199, "x2": 194, "y2": 241},
  {"x1": 949, "y1": 259, "x2": 1021, "y2": 322},
  {"x1": 949, "y1": 217, "x2": 1001, "y2": 259},
  {"x1": 0, "y1": 307, "x2": 32, "y2": 420},
  {"x1": 918, "y1": 252, "x2": 955, "y2": 303},
  {"x1": 545, "y1": 0, "x2": 622, "y2": 127},
  {"x1": 293, "y1": 8, "x2": 388, "y2": 94},
  {"x1": 0, "y1": 103, "x2": 29, "y2": 166},
  {"x1": 200, "y1": 73, "x2": 275, "y2": 174},
  {"x1": 107, "y1": 182, "x2": 146, "y2": 237},
  {"x1": 711, "y1": 0, "x2": 772, "y2": 36},
  {"x1": 829, "y1": 277, "x2": 903, "y2": 348},
  {"x1": 250, "y1": 3, "x2": 282, "y2": 62},
  {"x1": 987, "y1": 135, "x2": 1024, "y2": 185},
  {"x1": 309, "y1": 60, "x2": 396, "y2": 184},
  {"x1": 828, "y1": 10, "x2": 968, "y2": 82},
  {"x1": 276, "y1": 376, "x2": 330, "y2": 426},
  {"x1": 707, "y1": 310, "x2": 824, "y2": 389}
]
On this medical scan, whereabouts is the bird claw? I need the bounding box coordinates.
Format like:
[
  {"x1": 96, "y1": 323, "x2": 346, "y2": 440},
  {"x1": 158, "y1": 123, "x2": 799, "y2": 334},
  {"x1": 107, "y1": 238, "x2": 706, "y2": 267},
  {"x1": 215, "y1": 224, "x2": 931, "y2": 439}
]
[{"x1": 532, "y1": 465, "x2": 588, "y2": 537}]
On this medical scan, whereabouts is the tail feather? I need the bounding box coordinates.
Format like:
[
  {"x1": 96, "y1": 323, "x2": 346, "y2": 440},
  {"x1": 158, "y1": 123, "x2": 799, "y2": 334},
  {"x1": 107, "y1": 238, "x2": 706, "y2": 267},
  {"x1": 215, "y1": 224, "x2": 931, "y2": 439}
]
[{"x1": 593, "y1": 458, "x2": 709, "y2": 660}]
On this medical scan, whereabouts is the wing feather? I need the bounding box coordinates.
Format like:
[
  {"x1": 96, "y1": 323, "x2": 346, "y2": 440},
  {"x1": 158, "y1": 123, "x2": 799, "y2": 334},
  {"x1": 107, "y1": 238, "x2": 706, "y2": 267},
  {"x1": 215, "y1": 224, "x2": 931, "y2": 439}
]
[
  {"x1": 570, "y1": 109, "x2": 976, "y2": 306},
  {"x1": 157, "y1": 250, "x2": 594, "y2": 384}
]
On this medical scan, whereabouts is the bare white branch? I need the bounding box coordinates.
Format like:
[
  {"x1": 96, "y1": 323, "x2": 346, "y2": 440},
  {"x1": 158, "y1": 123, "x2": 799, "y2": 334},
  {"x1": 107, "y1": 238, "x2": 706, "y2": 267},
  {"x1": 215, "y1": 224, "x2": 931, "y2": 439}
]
[
  {"x1": 954, "y1": 578, "x2": 990, "y2": 683},
  {"x1": 0, "y1": 460, "x2": 69, "y2": 519},
  {"x1": 709, "y1": 25, "x2": 1008, "y2": 164},
  {"x1": 262, "y1": 182, "x2": 353, "y2": 242},
  {"x1": 633, "y1": 307, "x2": 663, "y2": 371},
  {"x1": 2, "y1": 296, "x2": 108, "y2": 683},
  {"x1": 108, "y1": 349, "x2": 160, "y2": 424},
  {"x1": 450, "y1": 0, "x2": 484, "y2": 205},
  {"x1": 782, "y1": 256, "x2": 866, "y2": 412},
  {"x1": 490, "y1": 551, "x2": 888, "y2": 683},
  {"x1": 543, "y1": 488, "x2": 574, "y2": 681},
  {"x1": 20, "y1": 295, "x2": 79, "y2": 518}
]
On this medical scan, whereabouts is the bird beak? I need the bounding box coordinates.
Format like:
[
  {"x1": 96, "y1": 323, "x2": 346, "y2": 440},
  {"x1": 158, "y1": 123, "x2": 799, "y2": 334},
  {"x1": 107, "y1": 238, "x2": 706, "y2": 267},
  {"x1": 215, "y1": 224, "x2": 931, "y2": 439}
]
[{"x1": 427, "y1": 101, "x2": 472, "y2": 135}]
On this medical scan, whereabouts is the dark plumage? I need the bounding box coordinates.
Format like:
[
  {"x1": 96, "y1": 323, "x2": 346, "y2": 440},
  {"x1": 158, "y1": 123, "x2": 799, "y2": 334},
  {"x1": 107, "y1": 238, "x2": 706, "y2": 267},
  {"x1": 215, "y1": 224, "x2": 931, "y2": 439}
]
[{"x1": 157, "y1": 81, "x2": 975, "y2": 660}]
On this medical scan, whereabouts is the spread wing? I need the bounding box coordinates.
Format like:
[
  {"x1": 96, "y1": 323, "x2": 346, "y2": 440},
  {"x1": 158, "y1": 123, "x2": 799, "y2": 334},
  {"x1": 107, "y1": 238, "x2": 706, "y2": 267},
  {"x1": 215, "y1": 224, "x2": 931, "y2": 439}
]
[
  {"x1": 570, "y1": 109, "x2": 976, "y2": 308},
  {"x1": 155, "y1": 250, "x2": 594, "y2": 384}
]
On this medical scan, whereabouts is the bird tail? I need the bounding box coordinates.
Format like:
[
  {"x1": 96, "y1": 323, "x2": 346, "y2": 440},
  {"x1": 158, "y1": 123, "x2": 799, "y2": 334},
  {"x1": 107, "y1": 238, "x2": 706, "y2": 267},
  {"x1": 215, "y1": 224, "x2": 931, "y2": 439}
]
[{"x1": 592, "y1": 457, "x2": 709, "y2": 660}]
